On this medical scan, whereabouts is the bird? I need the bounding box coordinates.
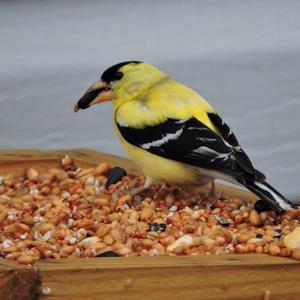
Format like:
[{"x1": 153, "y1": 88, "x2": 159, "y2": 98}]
[{"x1": 74, "y1": 61, "x2": 295, "y2": 213}]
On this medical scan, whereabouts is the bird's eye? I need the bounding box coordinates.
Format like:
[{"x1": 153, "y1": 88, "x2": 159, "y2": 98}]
[{"x1": 114, "y1": 71, "x2": 123, "y2": 81}]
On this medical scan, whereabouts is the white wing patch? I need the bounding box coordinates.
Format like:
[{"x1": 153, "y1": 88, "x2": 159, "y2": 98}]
[
  {"x1": 211, "y1": 153, "x2": 232, "y2": 162},
  {"x1": 187, "y1": 127, "x2": 210, "y2": 131},
  {"x1": 196, "y1": 137, "x2": 218, "y2": 142},
  {"x1": 193, "y1": 146, "x2": 233, "y2": 165},
  {"x1": 193, "y1": 146, "x2": 220, "y2": 156},
  {"x1": 141, "y1": 128, "x2": 183, "y2": 150}
]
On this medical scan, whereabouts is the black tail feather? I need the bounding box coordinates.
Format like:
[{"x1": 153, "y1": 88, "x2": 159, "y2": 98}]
[{"x1": 240, "y1": 180, "x2": 296, "y2": 213}]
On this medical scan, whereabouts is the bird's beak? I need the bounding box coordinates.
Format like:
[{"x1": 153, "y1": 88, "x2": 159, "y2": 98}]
[{"x1": 74, "y1": 80, "x2": 113, "y2": 112}]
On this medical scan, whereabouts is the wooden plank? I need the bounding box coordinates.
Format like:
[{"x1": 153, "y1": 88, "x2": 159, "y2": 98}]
[
  {"x1": 0, "y1": 259, "x2": 40, "y2": 300},
  {"x1": 1, "y1": 254, "x2": 300, "y2": 300},
  {"x1": 36, "y1": 255, "x2": 300, "y2": 300}
]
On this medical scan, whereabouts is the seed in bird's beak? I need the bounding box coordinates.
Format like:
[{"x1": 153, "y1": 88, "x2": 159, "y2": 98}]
[
  {"x1": 74, "y1": 104, "x2": 79, "y2": 112},
  {"x1": 74, "y1": 80, "x2": 113, "y2": 112}
]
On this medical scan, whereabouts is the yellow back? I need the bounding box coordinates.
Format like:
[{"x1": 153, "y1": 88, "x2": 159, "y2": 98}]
[{"x1": 112, "y1": 63, "x2": 217, "y2": 133}]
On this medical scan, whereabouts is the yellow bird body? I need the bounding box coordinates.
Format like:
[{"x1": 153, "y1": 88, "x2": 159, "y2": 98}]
[{"x1": 75, "y1": 61, "x2": 294, "y2": 212}]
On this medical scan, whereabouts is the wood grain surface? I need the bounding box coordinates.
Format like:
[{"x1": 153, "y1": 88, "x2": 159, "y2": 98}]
[
  {"x1": 0, "y1": 149, "x2": 299, "y2": 300},
  {"x1": 35, "y1": 255, "x2": 300, "y2": 300}
]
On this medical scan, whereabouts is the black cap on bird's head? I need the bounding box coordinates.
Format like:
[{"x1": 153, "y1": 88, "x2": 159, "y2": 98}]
[
  {"x1": 74, "y1": 61, "x2": 141, "y2": 112},
  {"x1": 100, "y1": 61, "x2": 141, "y2": 83}
]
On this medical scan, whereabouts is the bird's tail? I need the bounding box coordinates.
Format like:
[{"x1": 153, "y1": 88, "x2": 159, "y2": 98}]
[{"x1": 241, "y1": 180, "x2": 296, "y2": 213}]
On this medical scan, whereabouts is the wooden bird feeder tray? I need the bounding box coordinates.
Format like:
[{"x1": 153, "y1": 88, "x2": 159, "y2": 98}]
[{"x1": 0, "y1": 149, "x2": 299, "y2": 300}]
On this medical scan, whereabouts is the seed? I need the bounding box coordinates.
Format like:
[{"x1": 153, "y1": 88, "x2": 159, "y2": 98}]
[
  {"x1": 263, "y1": 235, "x2": 274, "y2": 243},
  {"x1": 214, "y1": 215, "x2": 230, "y2": 227},
  {"x1": 238, "y1": 234, "x2": 251, "y2": 243},
  {"x1": 107, "y1": 213, "x2": 121, "y2": 222},
  {"x1": 16, "y1": 223, "x2": 30, "y2": 232},
  {"x1": 215, "y1": 236, "x2": 226, "y2": 246},
  {"x1": 86, "y1": 176, "x2": 95, "y2": 185},
  {"x1": 93, "y1": 198, "x2": 109, "y2": 207},
  {"x1": 90, "y1": 242, "x2": 106, "y2": 252},
  {"x1": 249, "y1": 210, "x2": 262, "y2": 226},
  {"x1": 43, "y1": 231, "x2": 52, "y2": 241},
  {"x1": 280, "y1": 248, "x2": 292, "y2": 257},
  {"x1": 247, "y1": 243, "x2": 256, "y2": 252},
  {"x1": 247, "y1": 238, "x2": 266, "y2": 246},
  {"x1": 2, "y1": 239, "x2": 13, "y2": 248},
  {"x1": 97, "y1": 225, "x2": 110, "y2": 238},
  {"x1": 62, "y1": 192, "x2": 71, "y2": 199},
  {"x1": 3, "y1": 174, "x2": 14, "y2": 186},
  {"x1": 262, "y1": 290, "x2": 272, "y2": 300},
  {"x1": 203, "y1": 239, "x2": 217, "y2": 251},
  {"x1": 142, "y1": 239, "x2": 153, "y2": 249},
  {"x1": 41, "y1": 287, "x2": 52, "y2": 296},
  {"x1": 234, "y1": 214, "x2": 243, "y2": 224},
  {"x1": 291, "y1": 249, "x2": 300, "y2": 260},
  {"x1": 269, "y1": 244, "x2": 281, "y2": 256},
  {"x1": 51, "y1": 187, "x2": 61, "y2": 195},
  {"x1": 4, "y1": 224, "x2": 16, "y2": 234},
  {"x1": 106, "y1": 167, "x2": 127, "y2": 187},
  {"x1": 95, "y1": 162, "x2": 111, "y2": 175},
  {"x1": 110, "y1": 229, "x2": 121, "y2": 241},
  {"x1": 69, "y1": 237, "x2": 77, "y2": 245},
  {"x1": 40, "y1": 223, "x2": 55, "y2": 233},
  {"x1": 214, "y1": 200, "x2": 226, "y2": 208},
  {"x1": 17, "y1": 255, "x2": 35, "y2": 265},
  {"x1": 62, "y1": 155, "x2": 73, "y2": 167},
  {"x1": 140, "y1": 207, "x2": 154, "y2": 221},
  {"x1": 42, "y1": 250, "x2": 52, "y2": 258},
  {"x1": 203, "y1": 227, "x2": 214, "y2": 238},
  {"x1": 169, "y1": 205, "x2": 178, "y2": 212},
  {"x1": 167, "y1": 235, "x2": 193, "y2": 252},
  {"x1": 81, "y1": 236, "x2": 99, "y2": 247},
  {"x1": 260, "y1": 211, "x2": 270, "y2": 223},
  {"x1": 118, "y1": 194, "x2": 132, "y2": 205},
  {"x1": 0, "y1": 195, "x2": 10, "y2": 202},
  {"x1": 254, "y1": 200, "x2": 271, "y2": 213},
  {"x1": 235, "y1": 244, "x2": 249, "y2": 254},
  {"x1": 26, "y1": 168, "x2": 39, "y2": 181},
  {"x1": 85, "y1": 185, "x2": 95, "y2": 195},
  {"x1": 255, "y1": 245, "x2": 264, "y2": 254},
  {"x1": 165, "y1": 193, "x2": 175, "y2": 207},
  {"x1": 103, "y1": 234, "x2": 114, "y2": 246},
  {"x1": 60, "y1": 245, "x2": 75, "y2": 255}
]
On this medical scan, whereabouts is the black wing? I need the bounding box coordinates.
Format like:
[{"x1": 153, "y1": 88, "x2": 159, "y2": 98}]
[
  {"x1": 117, "y1": 117, "x2": 261, "y2": 181},
  {"x1": 207, "y1": 112, "x2": 265, "y2": 181}
]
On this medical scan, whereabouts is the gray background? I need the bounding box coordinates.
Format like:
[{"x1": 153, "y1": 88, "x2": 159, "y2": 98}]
[{"x1": 0, "y1": 0, "x2": 299, "y2": 198}]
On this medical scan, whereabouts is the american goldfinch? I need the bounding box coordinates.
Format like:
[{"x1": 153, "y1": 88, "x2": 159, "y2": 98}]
[{"x1": 74, "y1": 61, "x2": 295, "y2": 213}]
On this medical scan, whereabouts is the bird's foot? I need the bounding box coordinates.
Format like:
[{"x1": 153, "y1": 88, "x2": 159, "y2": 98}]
[
  {"x1": 129, "y1": 185, "x2": 148, "y2": 198},
  {"x1": 129, "y1": 176, "x2": 152, "y2": 197},
  {"x1": 209, "y1": 180, "x2": 223, "y2": 200}
]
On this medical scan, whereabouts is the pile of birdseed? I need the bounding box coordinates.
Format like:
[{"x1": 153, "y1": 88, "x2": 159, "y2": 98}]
[{"x1": 0, "y1": 155, "x2": 300, "y2": 265}]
